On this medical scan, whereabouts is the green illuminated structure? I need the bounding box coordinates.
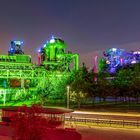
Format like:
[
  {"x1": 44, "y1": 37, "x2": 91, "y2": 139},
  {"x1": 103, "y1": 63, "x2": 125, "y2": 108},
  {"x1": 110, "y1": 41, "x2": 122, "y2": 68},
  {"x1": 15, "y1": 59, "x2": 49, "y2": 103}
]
[
  {"x1": 38, "y1": 37, "x2": 79, "y2": 71},
  {"x1": 0, "y1": 38, "x2": 79, "y2": 105}
]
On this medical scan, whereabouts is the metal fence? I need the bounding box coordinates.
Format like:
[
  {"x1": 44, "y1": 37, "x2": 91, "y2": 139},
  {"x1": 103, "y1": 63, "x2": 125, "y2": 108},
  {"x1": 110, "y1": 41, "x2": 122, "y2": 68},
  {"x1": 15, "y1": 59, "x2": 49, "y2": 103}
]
[{"x1": 65, "y1": 117, "x2": 140, "y2": 128}]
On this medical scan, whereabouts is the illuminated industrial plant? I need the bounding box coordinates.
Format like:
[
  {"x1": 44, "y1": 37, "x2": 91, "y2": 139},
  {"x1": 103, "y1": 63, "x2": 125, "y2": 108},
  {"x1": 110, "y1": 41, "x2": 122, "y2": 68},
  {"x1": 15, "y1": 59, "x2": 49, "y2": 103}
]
[
  {"x1": 0, "y1": 37, "x2": 79, "y2": 105},
  {"x1": 0, "y1": 36, "x2": 140, "y2": 105},
  {"x1": 99, "y1": 48, "x2": 140, "y2": 74}
]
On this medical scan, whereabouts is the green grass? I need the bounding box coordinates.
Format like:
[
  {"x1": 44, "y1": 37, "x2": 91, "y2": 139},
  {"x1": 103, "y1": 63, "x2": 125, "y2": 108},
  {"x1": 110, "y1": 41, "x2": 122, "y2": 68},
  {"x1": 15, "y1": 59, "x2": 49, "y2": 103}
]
[
  {"x1": 0, "y1": 100, "x2": 140, "y2": 113},
  {"x1": 0, "y1": 100, "x2": 36, "y2": 107},
  {"x1": 0, "y1": 99, "x2": 66, "y2": 108},
  {"x1": 74, "y1": 101, "x2": 140, "y2": 113}
]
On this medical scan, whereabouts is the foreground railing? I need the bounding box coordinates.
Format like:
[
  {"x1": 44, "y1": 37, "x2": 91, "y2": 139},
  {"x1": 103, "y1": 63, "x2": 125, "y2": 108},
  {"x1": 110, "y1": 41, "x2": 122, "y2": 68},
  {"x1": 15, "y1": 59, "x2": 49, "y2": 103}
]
[{"x1": 65, "y1": 117, "x2": 140, "y2": 129}]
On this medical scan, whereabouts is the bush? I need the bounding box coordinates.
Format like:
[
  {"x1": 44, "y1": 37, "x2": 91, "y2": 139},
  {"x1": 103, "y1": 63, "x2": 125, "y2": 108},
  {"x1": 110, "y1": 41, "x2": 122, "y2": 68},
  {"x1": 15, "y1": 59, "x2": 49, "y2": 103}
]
[{"x1": 10, "y1": 104, "x2": 49, "y2": 140}]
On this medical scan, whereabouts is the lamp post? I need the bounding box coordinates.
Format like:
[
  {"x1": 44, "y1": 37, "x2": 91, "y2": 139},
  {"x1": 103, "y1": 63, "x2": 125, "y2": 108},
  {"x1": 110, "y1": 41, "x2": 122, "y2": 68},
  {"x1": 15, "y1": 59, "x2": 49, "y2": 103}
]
[
  {"x1": 67, "y1": 86, "x2": 70, "y2": 109},
  {"x1": 3, "y1": 80, "x2": 7, "y2": 106}
]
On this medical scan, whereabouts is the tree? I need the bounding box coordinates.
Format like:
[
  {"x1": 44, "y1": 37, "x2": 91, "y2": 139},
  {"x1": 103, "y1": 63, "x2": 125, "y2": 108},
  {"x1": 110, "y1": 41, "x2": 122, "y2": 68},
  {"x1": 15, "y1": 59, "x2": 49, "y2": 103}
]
[
  {"x1": 113, "y1": 68, "x2": 134, "y2": 102},
  {"x1": 70, "y1": 91, "x2": 87, "y2": 109},
  {"x1": 36, "y1": 73, "x2": 69, "y2": 105},
  {"x1": 96, "y1": 78, "x2": 112, "y2": 102},
  {"x1": 69, "y1": 64, "x2": 90, "y2": 108},
  {"x1": 130, "y1": 63, "x2": 140, "y2": 102},
  {"x1": 85, "y1": 69, "x2": 98, "y2": 105},
  {"x1": 129, "y1": 76, "x2": 140, "y2": 103}
]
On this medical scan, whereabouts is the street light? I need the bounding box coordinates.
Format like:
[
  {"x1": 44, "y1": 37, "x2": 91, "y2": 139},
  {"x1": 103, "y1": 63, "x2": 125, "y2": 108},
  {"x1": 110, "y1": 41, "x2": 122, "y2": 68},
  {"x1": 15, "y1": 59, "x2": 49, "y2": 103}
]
[
  {"x1": 3, "y1": 80, "x2": 7, "y2": 106},
  {"x1": 67, "y1": 86, "x2": 70, "y2": 108}
]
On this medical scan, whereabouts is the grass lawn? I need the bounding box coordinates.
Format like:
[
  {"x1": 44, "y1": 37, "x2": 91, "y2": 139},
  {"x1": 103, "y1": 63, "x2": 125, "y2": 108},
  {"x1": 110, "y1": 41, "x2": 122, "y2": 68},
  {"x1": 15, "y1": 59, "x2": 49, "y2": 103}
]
[
  {"x1": 76, "y1": 102, "x2": 140, "y2": 113},
  {"x1": 0, "y1": 100, "x2": 140, "y2": 113}
]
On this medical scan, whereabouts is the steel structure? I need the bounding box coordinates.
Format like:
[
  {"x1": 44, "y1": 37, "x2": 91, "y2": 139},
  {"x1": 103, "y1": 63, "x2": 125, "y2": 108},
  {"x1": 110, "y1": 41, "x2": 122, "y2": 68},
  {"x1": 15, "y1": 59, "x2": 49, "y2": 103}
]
[
  {"x1": 0, "y1": 37, "x2": 79, "y2": 104},
  {"x1": 38, "y1": 37, "x2": 79, "y2": 71},
  {"x1": 99, "y1": 48, "x2": 140, "y2": 74}
]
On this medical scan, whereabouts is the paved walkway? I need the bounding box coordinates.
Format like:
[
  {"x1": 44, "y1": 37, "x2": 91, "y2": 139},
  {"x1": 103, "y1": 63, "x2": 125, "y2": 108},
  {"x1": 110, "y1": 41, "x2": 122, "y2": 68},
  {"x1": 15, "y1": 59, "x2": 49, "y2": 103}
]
[
  {"x1": 77, "y1": 126, "x2": 140, "y2": 140},
  {"x1": 0, "y1": 125, "x2": 14, "y2": 140},
  {"x1": 67, "y1": 111, "x2": 140, "y2": 121}
]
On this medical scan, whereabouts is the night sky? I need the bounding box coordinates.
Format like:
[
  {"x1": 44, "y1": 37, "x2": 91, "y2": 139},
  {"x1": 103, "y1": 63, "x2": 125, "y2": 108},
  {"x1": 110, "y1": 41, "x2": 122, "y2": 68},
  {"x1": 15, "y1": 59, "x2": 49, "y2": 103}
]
[{"x1": 0, "y1": 0, "x2": 140, "y2": 68}]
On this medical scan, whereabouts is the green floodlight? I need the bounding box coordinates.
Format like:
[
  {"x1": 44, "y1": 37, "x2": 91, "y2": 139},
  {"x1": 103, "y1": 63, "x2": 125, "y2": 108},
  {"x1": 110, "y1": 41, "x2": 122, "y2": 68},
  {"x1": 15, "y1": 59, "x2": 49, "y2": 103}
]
[{"x1": 3, "y1": 80, "x2": 7, "y2": 88}]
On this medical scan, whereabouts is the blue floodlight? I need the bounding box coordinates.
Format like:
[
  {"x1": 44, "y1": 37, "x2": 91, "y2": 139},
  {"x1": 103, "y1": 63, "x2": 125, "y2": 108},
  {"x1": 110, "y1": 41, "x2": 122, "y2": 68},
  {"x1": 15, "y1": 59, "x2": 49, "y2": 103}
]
[
  {"x1": 38, "y1": 49, "x2": 41, "y2": 53},
  {"x1": 13, "y1": 40, "x2": 23, "y2": 46}
]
